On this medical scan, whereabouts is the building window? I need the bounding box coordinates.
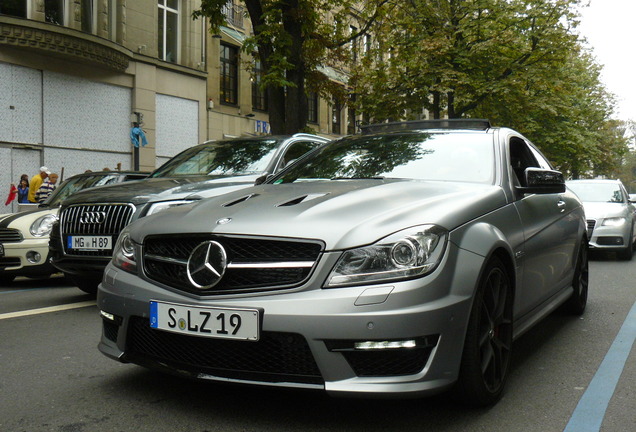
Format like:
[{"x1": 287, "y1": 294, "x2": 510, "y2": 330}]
[
  {"x1": 45, "y1": 0, "x2": 64, "y2": 25},
  {"x1": 347, "y1": 94, "x2": 357, "y2": 135},
  {"x1": 158, "y1": 0, "x2": 179, "y2": 63},
  {"x1": 108, "y1": 0, "x2": 117, "y2": 40},
  {"x1": 222, "y1": 0, "x2": 243, "y2": 28},
  {"x1": 332, "y1": 98, "x2": 342, "y2": 135},
  {"x1": 0, "y1": 0, "x2": 27, "y2": 18},
  {"x1": 307, "y1": 92, "x2": 318, "y2": 124},
  {"x1": 81, "y1": 0, "x2": 96, "y2": 33},
  {"x1": 252, "y1": 59, "x2": 268, "y2": 111},
  {"x1": 350, "y1": 25, "x2": 358, "y2": 62},
  {"x1": 221, "y1": 44, "x2": 239, "y2": 105}
]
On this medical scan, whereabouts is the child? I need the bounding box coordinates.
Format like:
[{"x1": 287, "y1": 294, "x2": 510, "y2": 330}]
[{"x1": 17, "y1": 178, "x2": 29, "y2": 203}]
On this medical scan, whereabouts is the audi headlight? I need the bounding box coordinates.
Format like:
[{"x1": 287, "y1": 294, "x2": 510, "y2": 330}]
[
  {"x1": 30, "y1": 214, "x2": 58, "y2": 237},
  {"x1": 112, "y1": 227, "x2": 137, "y2": 273},
  {"x1": 325, "y1": 225, "x2": 448, "y2": 288},
  {"x1": 146, "y1": 200, "x2": 196, "y2": 216},
  {"x1": 602, "y1": 217, "x2": 626, "y2": 227}
]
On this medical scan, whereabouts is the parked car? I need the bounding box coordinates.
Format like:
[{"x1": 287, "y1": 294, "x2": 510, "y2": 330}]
[
  {"x1": 49, "y1": 134, "x2": 330, "y2": 294},
  {"x1": 96, "y1": 120, "x2": 588, "y2": 406},
  {"x1": 566, "y1": 179, "x2": 636, "y2": 259},
  {"x1": 0, "y1": 170, "x2": 148, "y2": 285}
]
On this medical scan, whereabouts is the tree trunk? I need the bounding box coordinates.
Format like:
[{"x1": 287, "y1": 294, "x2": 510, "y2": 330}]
[{"x1": 281, "y1": 0, "x2": 308, "y2": 134}]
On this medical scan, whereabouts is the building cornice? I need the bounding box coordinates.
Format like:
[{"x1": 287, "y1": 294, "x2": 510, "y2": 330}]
[{"x1": 0, "y1": 17, "x2": 131, "y2": 72}]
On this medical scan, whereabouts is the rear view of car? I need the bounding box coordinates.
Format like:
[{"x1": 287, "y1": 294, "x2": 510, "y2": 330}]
[{"x1": 567, "y1": 179, "x2": 636, "y2": 259}]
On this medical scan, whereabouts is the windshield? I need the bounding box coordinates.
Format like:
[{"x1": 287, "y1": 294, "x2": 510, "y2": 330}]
[
  {"x1": 567, "y1": 182, "x2": 625, "y2": 203},
  {"x1": 150, "y1": 139, "x2": 283, "y2": 178},
  {"x1": 43, "y1": 174, "x2": 130, "y2": 207},
  {"x1": 272, "y1": 132, "x2": 495, "y2": 184}
]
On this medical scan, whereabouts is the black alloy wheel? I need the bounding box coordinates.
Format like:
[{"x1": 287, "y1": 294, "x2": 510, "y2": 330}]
[
  {"x1": 454, "y1": 256, "x2": 513, "y2": 407},
  {"x1": 563, "y1": 239, "x2": 589, "y2": 315}
]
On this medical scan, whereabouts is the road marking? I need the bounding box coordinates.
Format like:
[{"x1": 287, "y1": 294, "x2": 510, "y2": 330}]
[
  {"x1": 0, "y1": 301, "x2": 96, "y2": 320},
  {"x1": 563, "y1": 300, "x2": 636, "y2": 432}
]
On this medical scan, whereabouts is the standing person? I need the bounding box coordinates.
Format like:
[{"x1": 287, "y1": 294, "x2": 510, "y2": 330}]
[
  {"x1": 16, "y1": 178, "x2": 30, "y2": 203},
  {"x1": 28, "y1": 166, "x2": 50, "y2": 203},
  {"x1": 35, "y1": 172, "x2": 59, "y2": 203}
]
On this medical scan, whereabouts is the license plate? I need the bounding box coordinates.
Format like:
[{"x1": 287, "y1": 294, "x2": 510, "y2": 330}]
[
  {"x1": 67, "y1": 235, "x2": 112, "y2": 250},
  {"x1": 149, "y1": 301, "x2": 260, "y2": 341},
  {"x1": 0, "y1": 243, "x2": 4, "y2": 257}
]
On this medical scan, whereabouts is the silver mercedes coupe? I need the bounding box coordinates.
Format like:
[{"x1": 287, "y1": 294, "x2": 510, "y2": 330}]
[{"x1": 97, "y1": 120, "x2": 588, "y2": 406}]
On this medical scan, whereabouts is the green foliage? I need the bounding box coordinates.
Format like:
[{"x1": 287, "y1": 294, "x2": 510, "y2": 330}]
[
  {"x1": 351, "y1": 0, "x2": 624, "y2": 177},
  {"x1": 195, "y1": 0, "x2": 390, "y2": 134}
]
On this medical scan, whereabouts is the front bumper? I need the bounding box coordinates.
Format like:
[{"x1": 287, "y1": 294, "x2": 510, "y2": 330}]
[
  {"x1": 587, "y1": 218, "x2": 632, "y2": 250},
  {"x1": 0, "y1": 238, "x2": 55, "y2": 278},
  {"x1": 96, "y1": 243, "x2": 484, "y2": 397}
]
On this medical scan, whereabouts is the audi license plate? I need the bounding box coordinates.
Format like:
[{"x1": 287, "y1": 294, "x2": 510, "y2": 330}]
[
  {"x1": 149, "y1": 301, "x2": 260, "y2": 341},
  {"x1": 67, "y1": 235, "x2": 112, "y2": 251}
]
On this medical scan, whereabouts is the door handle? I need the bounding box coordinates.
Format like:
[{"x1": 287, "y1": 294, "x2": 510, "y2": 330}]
[{"x1": 557, "y1": 200, "x2": 566, "y2": 212}]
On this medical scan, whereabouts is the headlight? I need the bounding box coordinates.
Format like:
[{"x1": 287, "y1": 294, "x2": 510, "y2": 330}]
[
  {"x1": 30, "y1": 214, "x2": 58, "y2": 237},
  {"x1": 602, "y1": 217, "x2": 626, "y2": 227},
  {"x1": 112, "y1": 227, "x2": 137, "y2": 273},
  {"x1": 146, "y1": 200, "x2": 196, "y2": 216},
  {"x1": 325, "y1": 225, "x2": 448, "y2": 288}
]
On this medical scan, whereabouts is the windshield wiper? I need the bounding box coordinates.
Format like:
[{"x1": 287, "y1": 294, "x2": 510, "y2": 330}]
[{"x1": 330, "y1": 176, "x2": 385, "y2": 180}]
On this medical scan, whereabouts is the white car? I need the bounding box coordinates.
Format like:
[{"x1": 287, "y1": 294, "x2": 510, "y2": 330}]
[
  {"x1": 0, "y1": 171, "x2": 147, "y2": 285},
  {"x1": 567, "y1": 179, "x2": 636, "y2": 259}
]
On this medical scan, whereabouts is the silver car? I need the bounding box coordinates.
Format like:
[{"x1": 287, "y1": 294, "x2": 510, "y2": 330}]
[
  {"x1": 97, "y1": 120, "x2": 588, "y2": 406},
  {"x1": 566, "y1": 179, "x2": 636, "y2": 259}
]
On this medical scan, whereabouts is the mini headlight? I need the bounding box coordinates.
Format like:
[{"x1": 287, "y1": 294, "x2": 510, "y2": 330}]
[
  {"x1": 30, "y1": 214, "x2": 58, "y2": 237},
  {"x1": 602, "y1": 217, "x2": 626, "y2": 227},
  {"x1": 325, "y1": 225, "x2": 448, "y2": 288},
  {"x1": 146, "y1": 200, "x2": 196, "y2": 216}
]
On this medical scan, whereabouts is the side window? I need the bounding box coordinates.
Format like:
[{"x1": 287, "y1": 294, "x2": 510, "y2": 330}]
[
  {"x1": 527, "y1": 145, "x2": 553, "y2": 170},
  {"x1": 277, "y1": 141, "x2": 321, "y2": 171},
  {"x1": 509, "y1": 137, "x2": 539, "y2": 187}
]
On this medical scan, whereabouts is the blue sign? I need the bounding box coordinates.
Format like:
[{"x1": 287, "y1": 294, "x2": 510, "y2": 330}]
[{"x1": 255, "y1": 120, "x2": 270, "y2": 134}]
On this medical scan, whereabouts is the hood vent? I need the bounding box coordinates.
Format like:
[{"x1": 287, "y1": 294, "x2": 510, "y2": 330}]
[
  {"x1": 223, "y1": 193, "x2": 259, "y2": 207},
  {"x1": 277, "y1": 193, "x2": 328, "y2": 207}
]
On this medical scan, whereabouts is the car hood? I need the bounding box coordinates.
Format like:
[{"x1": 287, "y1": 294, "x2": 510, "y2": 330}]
[
  {"x1": 581, "y1": 201, "x2": 630, "y2": 219},
  {"x1": 132, "y1": 179, "x2": 508, "y2": 250},
  {"x1": 0, "y1": 208, "x2": 58, "y2": 232},
  {"x1": 60, "y1": 175, "x2": 261, "y2": 207}
]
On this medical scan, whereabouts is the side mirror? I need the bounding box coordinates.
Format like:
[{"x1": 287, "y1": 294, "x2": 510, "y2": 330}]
[
  {"x1": 515, "y1": 168, "x2": 566, "y2": 194},
  {"x1": 254, "y1": 174, "x2": 274, "y2": 186}
]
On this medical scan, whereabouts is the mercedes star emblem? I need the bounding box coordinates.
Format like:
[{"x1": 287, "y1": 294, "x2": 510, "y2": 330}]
[{"x1": 186, "y1": 240, "x2": 227, "y2": 289}]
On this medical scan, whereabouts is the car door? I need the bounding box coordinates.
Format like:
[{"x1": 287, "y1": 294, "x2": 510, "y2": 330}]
[{"x1": 510, "y1": 136, "x2": 580, "y2": 317}]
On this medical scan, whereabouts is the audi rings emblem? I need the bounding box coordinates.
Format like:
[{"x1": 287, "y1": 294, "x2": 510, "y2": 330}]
[
  {"x1": 186, "y1": 240, "x2": 227, "y2": 289},
  {"x1": 79, "y1": 211, "x2": 107, "y2": 224}
]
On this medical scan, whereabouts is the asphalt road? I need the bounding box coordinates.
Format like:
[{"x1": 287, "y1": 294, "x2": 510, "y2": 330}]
[{"x1": 1, "y1": 254, "x2": 634, "y2": 432}]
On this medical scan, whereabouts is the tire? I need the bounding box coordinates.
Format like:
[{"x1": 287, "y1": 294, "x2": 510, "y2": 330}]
[
  {"x1": 618, "y1": 228, "x2": 633, "y2": 260},
  {"x1": 563, "y1": 239, "x2": 589, "y2": 315},
  {"x1": 67, "y1": 273, "x2": 101, "y2": 296},
  {"x1": 454, "y1": 256, "x2": 513, "y2": 407}
]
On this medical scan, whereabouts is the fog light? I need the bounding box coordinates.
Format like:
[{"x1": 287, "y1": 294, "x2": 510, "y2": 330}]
[
  {"x1": 26, "y1": 251, "x2": 42, "y2": 264},
  {"x1": 354, "y1": 340, "x2": 417, "y2": 350},
  {"x1": 100, "y1": 310, "x2": 116, "y2": 321}
]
